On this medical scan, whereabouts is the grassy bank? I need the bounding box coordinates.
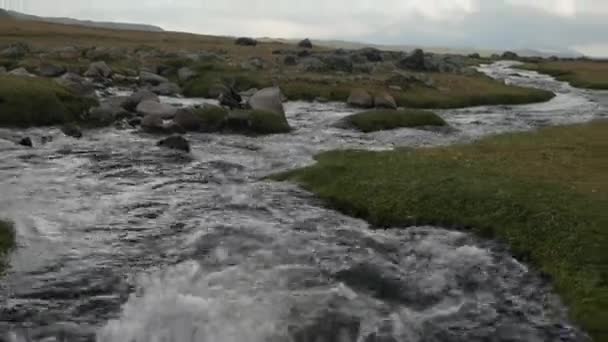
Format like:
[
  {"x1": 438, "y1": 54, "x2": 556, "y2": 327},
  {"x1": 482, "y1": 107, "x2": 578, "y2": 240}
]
[
  {"x1": 0, "y1": 75, "x2": 96, "y2": 127},
  {"x1": 274, "y1": 121, "x2": 608, "y2": 341},
  {"x1": 342, "y1": 109, "x2": 447, "y2": 132},
  {"x1": 0, "y1": 219, "x2": 15, "y2": 275},
  {"x1": 520, "y1": 61, "x2": 608, "y2": 90},
  {"x1": 280, "y1": 73, "x2": 555, "y2": 108}
]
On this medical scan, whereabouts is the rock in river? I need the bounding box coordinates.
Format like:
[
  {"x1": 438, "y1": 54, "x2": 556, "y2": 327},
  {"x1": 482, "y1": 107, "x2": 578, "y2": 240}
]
[
  {"x1": 157, "y1": 135, "x2": 190, "y2": 152},
  {"x1": 248, "y1": 87, "x2": 285, "y2": 115},
  {"x1": 136, "y1": 100, "x2": 178, "y2": 119}
]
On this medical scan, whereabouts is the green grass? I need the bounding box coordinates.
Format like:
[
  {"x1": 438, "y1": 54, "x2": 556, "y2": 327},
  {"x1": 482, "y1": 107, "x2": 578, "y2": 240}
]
[
  {"x1": 519, "y1": 61, "x2": 608, "y2": 90},
  {"x1": 182, "y1": 65, "x2": 271, "y2": 97},
  {"x1": 280, "y1": 73, "x2": 554, "y2": 109},
  {"x1": 344, "y1": 109, "x2": 447, "y2": 132},
  {"x1": 0, "y1": 75, "x2": 97, "y2": 127},
  {"x1": 0, "y1": 219, "x2": 15, "y2": 275},
  {"x1": 274, "y1": 121, "x2": 608, "y2": 341}
]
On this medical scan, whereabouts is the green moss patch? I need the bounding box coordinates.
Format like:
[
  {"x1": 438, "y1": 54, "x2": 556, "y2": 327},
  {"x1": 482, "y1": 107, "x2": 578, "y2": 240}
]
[
  {"x1": 344, "y1": 109, "x2": 447, "y2": 132},
  {"x1": 0, "y1": 219, "x2": 15, "y2": 275},
  {"x1": 0, "y1": 75, "x2": 96, "y2": 127},
  {"x1": 192, "y1": 106, "x2": 228, "y2": 131},
  {"x1": 226, "y1": 110, "x2": 291, "y2": 135},
  {"x1": 274, "y1": 121, "x2": 608, "y2": 341}
]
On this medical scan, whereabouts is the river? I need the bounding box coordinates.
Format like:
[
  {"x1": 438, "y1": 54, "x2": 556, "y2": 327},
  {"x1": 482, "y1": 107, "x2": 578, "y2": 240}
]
[{"x1": 1, "y1": 62, "x2": 606, "y2": 341}]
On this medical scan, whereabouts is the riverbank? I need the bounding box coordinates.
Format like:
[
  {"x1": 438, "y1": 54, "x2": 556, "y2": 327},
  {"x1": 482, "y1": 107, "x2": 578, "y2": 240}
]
[
  {"x1": 519, "y1": 61, "x2": 608, "y2": 90},
  {"x1": 274, "y1": 120, "x2": 608, "y2": 341}
]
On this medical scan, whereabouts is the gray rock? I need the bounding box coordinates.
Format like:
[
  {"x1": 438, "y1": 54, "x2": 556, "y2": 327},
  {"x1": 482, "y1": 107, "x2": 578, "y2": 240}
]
[
  {"x1": 123, "y1": 90, "x2": 159, "y2": 111},
  {"x1": 61, "y1": 124, "x2": 83, "y2": 138},
  {"x1": 141, "y1": 114, "x2": 164, "y2": 132},
  {"x1": 359, "y1": 47, "x2": 384, "y2": 62},
  {"x1": 54, "y1": 72, "x2": 95, "y2": 97},
  {"x1": 89, "y1": 97, "x2": 131, "y2": 124},
  {"x1": 150, "y1": 82, "x2": 181, "y2": 96},
  {"x1": 300, "y1": 57, "x2": 326, "y2": 72},
  {"x1": 374, "y1": 92, "x2": 398, "y2": 109},
  {"x1": 283, "y1": 55, "x2": 298, "y2": 66},
  {"x1": 298, "y1": 38, "x2": 313, "y2": 49},
  {"x1": 157, "y1": 135, "x2": 190, "y2": 152},
  {"x1": 139, "y1": 71, "x2": 168, "y2": 86},
  {"x1": 241, "y1": 57, "x2": 265, "y2": 71},
  {"x1": 398, "y1": 49, "x2": 427, "y2": 71},
  {"x1": 38, "y1": 63, "x2": 67, "y2": 78},
  {"x1": 322, "y1": 55, "x2": 353, "y2": 72},
  {"x1": 248, "y1": 87, "x2": 285, "y2": 115},
  {"x1": 177, "y1": 67, "x2": 197, "y2": 83},
  {"x1": 347, "y1": 89, "x2": 373, "y2": 108},
  {"x1": 234, "y1": 37, "x2": 257, "y2": 46},
  {"x1": 0, "y1": 43, "x2": 29, "y2": 58},
  {"x1": 239, "y1": 88, "x2": 259, "y2": 98},
  {"x1": 8, "y1": 67, "x2": 35, "y2": 77},
  {"x1": 84, "y1": 61, "x2": 112, "y2": 79},
  {"x1": 18, "y1": 137, "x2": 33, "y2": 147},
  {"x1": 173, "y1": 108, "x2": 202, "y2": 132},
  {"x1": 136, "y1": 100, "x2": 178, "y2": 119},
  {"x1": 208, "y1": 83, "x2": 230, "y2": 99}
]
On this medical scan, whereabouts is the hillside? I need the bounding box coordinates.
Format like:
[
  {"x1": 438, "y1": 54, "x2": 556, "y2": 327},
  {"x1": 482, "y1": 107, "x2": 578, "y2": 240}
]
[{"x1": 0, "y1": 9, "x2": 163, "y2": 32}]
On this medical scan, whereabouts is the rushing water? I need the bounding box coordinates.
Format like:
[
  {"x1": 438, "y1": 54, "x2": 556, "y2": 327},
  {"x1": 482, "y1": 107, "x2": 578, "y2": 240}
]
[{"x1": 0, "y1": 62, "x2": 606, "y2": 342}]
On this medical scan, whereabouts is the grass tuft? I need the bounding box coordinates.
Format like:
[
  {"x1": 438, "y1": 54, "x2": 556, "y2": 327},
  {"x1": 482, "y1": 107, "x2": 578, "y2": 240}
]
[
  {"x1": 274, "y1": 121, "x2": 608, "y2": 341},
  {"x1": 344, "y1": 109, "x2": 447, "y2": 132},
  {"x1": 0, "y1": 75, "x2": 96, "y2": 127}
]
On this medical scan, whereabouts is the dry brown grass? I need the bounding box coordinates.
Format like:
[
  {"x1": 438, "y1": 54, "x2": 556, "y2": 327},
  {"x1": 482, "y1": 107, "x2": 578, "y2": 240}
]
[{"x1": 520, "y1": 61, "x2": 608, "y2": 89}]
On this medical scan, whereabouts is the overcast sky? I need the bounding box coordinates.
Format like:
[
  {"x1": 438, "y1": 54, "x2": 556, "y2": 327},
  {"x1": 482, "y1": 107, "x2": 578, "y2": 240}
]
[{"x1": 6, "y1": 0, "x2": 608, "y2": 56}]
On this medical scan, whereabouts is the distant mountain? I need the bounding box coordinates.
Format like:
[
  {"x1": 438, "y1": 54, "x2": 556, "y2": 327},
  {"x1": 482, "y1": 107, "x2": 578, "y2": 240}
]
[
  {"x1": 259, "y1": 37, "x2": 582, "y2": 58},
  {"x1": 0, "y1": 9, "x2": 163, "y2": 32}
]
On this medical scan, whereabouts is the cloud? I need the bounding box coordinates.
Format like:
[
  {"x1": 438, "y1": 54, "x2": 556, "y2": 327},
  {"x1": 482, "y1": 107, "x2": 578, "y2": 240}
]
[{"x1": 15, "y1": 0, "x2": 608, "y2": 57}]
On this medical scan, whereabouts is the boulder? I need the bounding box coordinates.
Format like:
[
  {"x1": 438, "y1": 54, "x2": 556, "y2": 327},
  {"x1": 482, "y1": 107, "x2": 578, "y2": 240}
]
[
  {"x1": 219, "y1": 87, "x2": 243, "y2": 109},
  {"x1": 136, "y1": 100, "x2": 178, "y2": 119},
  {"x1": 300, "y1": 57, "x2": 326, "y2": 72},
  {"x1": 283, "y1": 55, "x2": 298, "y2": 66},
  {"x1": 360, "y1": 47, "x2": 384, "y2": 62},
  {"x1": 8, "y1": 67, "x2": 35, "y2": 78},
  {"x1": 38, "y1": 63, "x2": 66, "y2": 78},
  {"x1": 141, "y1": 114, "x2": 164, "y2": 132},
  {"x1": 239, "y1": 88, "x2": 259, "y2": 98},
  {"x1": 502, "y1": 51, "x2": 519, "y2": 60},
  {"x1": 54, "y1": 73, "x2": 96, "y2": 97},
  {"x1": 322, "y1": 55, "x2": 353, "y2": 72},
  {"x1": 398, "y1": 49, "x2": 427, "y2": 71},
  {"x1": 61, "y1": 123, "x2": 83, "y2": 138},
  {"x1": 374, "y1": 92, "x2": 398, "y2": 109},
  {"x1": 18, "y1": 137, "x2": 33, "y2": 147},
  {"x1": 173, "y1": 108, "x2": 201, "y2": 131},
  {"x1": 235, "y1": 37, "x2": 257, "y2": 46},
  {"x1": 139, "y1": 71, "x2": 169, "y2": 86},
  {"x1": 347, "y1": 89, "x2": 373, "y2": 108},
  {"x1": 208, "y1": 83, "x2": 230, "y2": 99},
  {"x1": 84, "y1": 61, "x2": 112, "y2": 79},
  {"x1": 248, "y1": 87, "x2": 285, "y2": 115},
  {"x1": 298, "y1": 39, "x2": 313, "y2": 49},
  {"x1": 177, "y1": 67, "x2": 197, "y2": 83},
  {"x1": 157, "y1": 135, "x2": 190, "y2": 153},
  {"x1": 0, "y1": 43, "x2": 29, "y2": 58},
  {"x1": 122, "y1": 90, "x2": 159, "y2": 111},
  {"x1": 150, "y1": 82, "x2": 181, "y2": 96},
  {"x1": 89, "y1": 97, "x2": 131, "y2": 125}
]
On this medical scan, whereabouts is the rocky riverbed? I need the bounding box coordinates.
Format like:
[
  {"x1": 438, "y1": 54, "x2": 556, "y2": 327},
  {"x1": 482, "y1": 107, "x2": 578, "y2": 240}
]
[{"x1": 0, "y1": 62, "x2": 606, "y2": 341}]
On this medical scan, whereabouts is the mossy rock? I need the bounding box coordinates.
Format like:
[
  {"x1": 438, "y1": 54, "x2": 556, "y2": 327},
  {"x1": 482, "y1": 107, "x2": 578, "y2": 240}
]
[
  {"x1": 342, "y1": 109, "x2": 447, "y2": 133},
  {"x1": 0, "y1": 75, "x2": 97, "y2": 127},
  {"x1": 192, "y1": 106, "x2": 229, "y2": 132},
  {"x1": 226, "y1": 110, "x2": 291, "y2": 135}
]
